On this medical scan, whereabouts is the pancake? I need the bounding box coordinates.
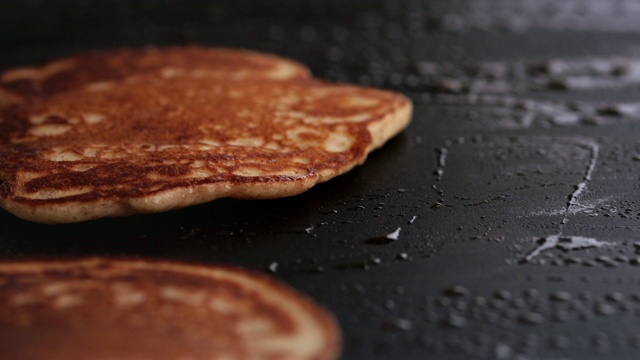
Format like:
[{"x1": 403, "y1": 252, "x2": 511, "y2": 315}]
[
  {"x1": 0, "y1": 257, "x2": 341, "y2": 360},
  {"x1": 0, "y1": 48, "x2": 413, "y2": 224},
  {"x1": 0, "y1": 46, "x2": 311, "y2": 105}
]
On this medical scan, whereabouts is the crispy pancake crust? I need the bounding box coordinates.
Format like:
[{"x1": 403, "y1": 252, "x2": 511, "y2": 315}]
[
  {"x1": 0, "y1": 48, "x2": 413, "y2": 223},
  {"x1": 0, "y1": 257, "x2": 341, "y2": 360},
  {"x1": 0, "y1": 46, "x2": 310, "y2": 104}
]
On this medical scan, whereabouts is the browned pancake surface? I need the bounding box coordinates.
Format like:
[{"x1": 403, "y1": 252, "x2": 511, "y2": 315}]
[
  {"x1": 0, "y1": 258, "x2": 341, "y2": 360},
  {"x1": 0, "y1": 47, "x2": 413, "y2": 223},
  {"x1": 0, "y1": 46, "x2": 310, "y2": 103}
]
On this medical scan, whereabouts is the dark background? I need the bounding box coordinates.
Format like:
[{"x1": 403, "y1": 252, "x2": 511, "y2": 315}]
[{"x1": 3, "y1": 1, "x2": 640, "y2": 359}]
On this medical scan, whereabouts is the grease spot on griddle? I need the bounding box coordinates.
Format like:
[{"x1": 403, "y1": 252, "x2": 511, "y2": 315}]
[
  {"x1": 521, "y1": 138, "x2": 617, "y2": 262},
  {"x1": 523, "y1": 235, "x2": 612, "y2": 263}
]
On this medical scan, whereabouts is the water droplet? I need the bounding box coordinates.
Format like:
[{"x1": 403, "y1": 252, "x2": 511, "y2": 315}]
[
  {"x1": 489, "y1": 299, "x2": 506, "y2": 310},
  {"x1": 518, "y1": 312, "x2": 545, "y2": 324},
  {"x1": 472, "y1": 296, "x2": 487, "y2": 306},
  {"x1": 335, "y1": 261, "x2": 370, "y2": 271},
  {"x1": 301, "y1": 265, "x2": 325, "y2": 274},
  {"x1": 564, "y1": 256, "x2": 582, "y2": 265},
  {"x1": 551, "y1": 113, "x2": 580, "y2": 126},
  {"x1": 442, "y1": 314, "x2": 467, "y2": 328},
  {"x1": 431, "y1": 202, "x2": 444, "y2": 209},
  {"x1": 551, "y1": 335, "x2": 570, "y2": 349},
  {"x1": 503, "y1": 309, "x2": 518, "y2": 320},
  {"x1": 348, "y1": 205, "x2": 365, "y2": 211},
  {"x1": 384, "y1": 299, "x2": 396, "y2": 310},
  {"x1": 579, "y1": 312, "x2": 594, "y2": 321},
  {"x1": 512, "y1": 298, "x2": 526, "y2": 309},
  {"x1": 547, "y1": 77, "x2": 570, "y2": 90},
  {"x1": 382, "y1": 317, "x2": 412, "y2": 331},
  {"x1": 596, "y1": 255, "x2": 613, "y2": 262},
  {"x1": 583, "y1": 259, "x2": 597, "y2": 267},
  {"x1": 485, "y1": 311, "x2": 500, "y2": 324},
  {"x1": 524, "y1": 333, "x2": 539, "y2": 347},
  {"x1": 524, "y1": 288, "x2": 540, "y2": 298},
  {"x1": 552, "y1": 310, "x2": 570, "y2": 322},
  {"x1": 550, "y1": 259, "x2": 564, "y2": 266},
  {"x1": 494, "y1": 343, "x2": 512, "y2": 360},
  {"x1": 547, "y1": 275, "x2": 568, "y2": 282},
  {"x1": 579, "y1": 291, "x2": 592, "y2": 300},
  {"x1": 437, "y1": 297, "x2": 453, "y2": 307},
  {"x1": 425, "y1": 311, "x2": 439, "y2": 323},
  {"x1": 605, "y1": 292, "x2": 624, "y2": 303},
  {"x1": 444, "y1": 286, "x2": 470, "y2": 297},
  {"x1": 321, "y1": 209, "x2": 338, "y2": 215},
  {"x1": 453, "y1": 300, "x2": 467, "y2": 311},
  {"x1": 550, "y1": 291, "x2": 572, "y2": 302},
  {"x1": 494, "y1": 290, "x2": 512, "y2": 300},
  {"x1": 595, "y1": 303, "x2": 617, "y2": 316}
]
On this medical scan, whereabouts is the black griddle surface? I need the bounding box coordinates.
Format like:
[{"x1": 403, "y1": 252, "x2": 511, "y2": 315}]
[{"x1": 3, "y1": 1, "x2": 640, "y2": 359}]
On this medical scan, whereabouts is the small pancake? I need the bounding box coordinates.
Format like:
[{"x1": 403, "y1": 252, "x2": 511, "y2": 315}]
[
  {"x1": 0, "y1": 257, "x2": 341, "y2": 360},
  {"x1": 0, "y1": 48, "x2": 412, "y2": 224},
  {"x1": 0, "y1": 46, "x2": 311, "y2": 104}
]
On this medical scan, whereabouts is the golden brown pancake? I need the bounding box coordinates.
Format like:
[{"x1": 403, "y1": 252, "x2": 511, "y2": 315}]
[
  {"x1": 0, "y1": 48, "x2": 413, "y2": 224},
  {"x1": 0, "y1": 46, "x2": 311, "y2": 104},
  {"x1": 0, "y1": 257, "x2": 341, "y2": 360}
]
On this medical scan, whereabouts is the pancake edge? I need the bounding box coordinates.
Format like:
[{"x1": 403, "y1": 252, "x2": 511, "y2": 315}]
[
  {"x1": 0, "y1": 256, "x2": 342, "y2": 360},
  {"x1": 0, "y1": 94, "x2": 412, "y2": 224}
]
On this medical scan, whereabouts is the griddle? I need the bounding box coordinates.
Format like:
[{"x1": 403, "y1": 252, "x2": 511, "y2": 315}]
[{"x1": 3, "y1": 1, "x2": 640, "y2": 359}]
